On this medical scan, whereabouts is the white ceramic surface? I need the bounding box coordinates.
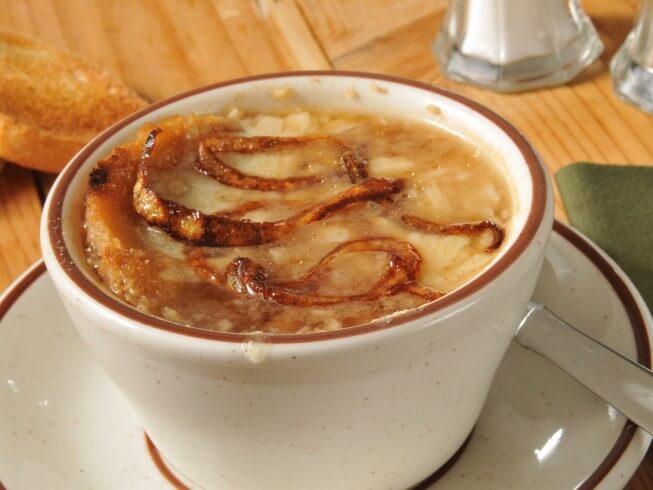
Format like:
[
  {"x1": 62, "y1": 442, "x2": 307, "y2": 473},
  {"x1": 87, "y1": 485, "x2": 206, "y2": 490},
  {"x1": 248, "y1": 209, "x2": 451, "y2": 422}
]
[
  {"x1": 3, "y1": 224, "x2": 651, "y2": 489},
  {"x1": 41, "y1": 73, "x2": 553, "y2": 489}
]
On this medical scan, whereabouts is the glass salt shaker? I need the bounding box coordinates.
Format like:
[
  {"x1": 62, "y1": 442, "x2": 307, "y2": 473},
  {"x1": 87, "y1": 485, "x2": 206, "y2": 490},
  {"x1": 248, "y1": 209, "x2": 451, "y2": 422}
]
[
  {"x1": 610, "y1": 0, "x2": 653, "y2": 114},
  {"x1": 434, "y1": 0, "x2": 604, "y2": 92}
]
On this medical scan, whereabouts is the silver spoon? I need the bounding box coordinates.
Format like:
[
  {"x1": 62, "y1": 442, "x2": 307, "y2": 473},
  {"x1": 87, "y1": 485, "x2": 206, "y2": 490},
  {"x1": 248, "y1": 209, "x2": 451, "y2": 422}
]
[{"x1": 517, "y1": 303, "x2": 653, "y2": 435}]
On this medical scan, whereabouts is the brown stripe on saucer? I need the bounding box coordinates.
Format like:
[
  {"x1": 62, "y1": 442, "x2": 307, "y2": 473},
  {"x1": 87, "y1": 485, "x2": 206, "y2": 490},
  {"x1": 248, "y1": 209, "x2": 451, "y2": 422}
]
[
  {"x1": 553, "y1": 221, "x2": 651, "y2": 489},
  {"x1": 144, "y1": 434, "x2": 188, "y2": 489},
  {"x1": 0, "y1": 262, "x2": 46, "y2": 320}
]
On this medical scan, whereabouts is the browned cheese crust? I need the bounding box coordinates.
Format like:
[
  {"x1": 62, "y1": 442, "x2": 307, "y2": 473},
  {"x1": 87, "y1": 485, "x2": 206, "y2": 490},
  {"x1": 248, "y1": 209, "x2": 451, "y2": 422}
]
[{"x1": 84, "y1": 113, "x2": 505, "y2": 333}]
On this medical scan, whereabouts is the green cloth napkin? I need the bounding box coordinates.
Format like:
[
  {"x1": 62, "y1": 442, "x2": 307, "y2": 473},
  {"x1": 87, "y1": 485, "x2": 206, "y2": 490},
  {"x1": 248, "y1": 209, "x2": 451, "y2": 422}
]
[{"x1": 556, "y1": 163, "x2": 653, "y2": 313}]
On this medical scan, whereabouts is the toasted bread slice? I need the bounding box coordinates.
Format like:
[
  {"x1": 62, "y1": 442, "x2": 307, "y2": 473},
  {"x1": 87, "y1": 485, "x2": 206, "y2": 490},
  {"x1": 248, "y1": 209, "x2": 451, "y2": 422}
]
[{"x1": 0, "y1": 30, "x2": 147, "y2": 172}]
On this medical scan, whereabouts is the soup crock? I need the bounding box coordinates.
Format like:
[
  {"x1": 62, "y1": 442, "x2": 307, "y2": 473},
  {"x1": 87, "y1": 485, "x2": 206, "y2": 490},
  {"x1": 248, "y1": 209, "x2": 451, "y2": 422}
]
[{"x1": 41, "y1": 71, "x2": 553, "y2": 489}]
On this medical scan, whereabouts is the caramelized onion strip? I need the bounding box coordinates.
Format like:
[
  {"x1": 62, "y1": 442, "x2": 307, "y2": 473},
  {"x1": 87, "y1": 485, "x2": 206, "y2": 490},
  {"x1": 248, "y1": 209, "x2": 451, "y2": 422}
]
[
  {"x1": 197, "y1": 135, "x2": 368, "y2": 190},
  {"x1": 225, "y1": 238, "x2": 442, "y2": 306},
  {"x1": 133, "y1": 129, "x2": 400, "y2": 247},
  {"x1": 401, "y1": 215, "x2": 505, "y2": 252},
  {"x1": 293, "y1": 178, "x2": 401, "y2": 225}
]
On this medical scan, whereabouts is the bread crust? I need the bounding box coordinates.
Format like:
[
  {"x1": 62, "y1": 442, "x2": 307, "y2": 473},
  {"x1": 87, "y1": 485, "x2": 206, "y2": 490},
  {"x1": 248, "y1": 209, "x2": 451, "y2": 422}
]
[{"x1": 0, "y1": 30, "x2": 146, "y2": 172}]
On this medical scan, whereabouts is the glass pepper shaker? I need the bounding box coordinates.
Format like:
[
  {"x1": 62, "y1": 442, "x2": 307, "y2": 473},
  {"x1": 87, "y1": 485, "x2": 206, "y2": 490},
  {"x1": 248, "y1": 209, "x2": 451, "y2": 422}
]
[
  {"x1": 610, "y1": 0, "x2": 653, "y2": 114},
  {"x1": 433, "y1": 0, "x2": 604, "y2": 92}
]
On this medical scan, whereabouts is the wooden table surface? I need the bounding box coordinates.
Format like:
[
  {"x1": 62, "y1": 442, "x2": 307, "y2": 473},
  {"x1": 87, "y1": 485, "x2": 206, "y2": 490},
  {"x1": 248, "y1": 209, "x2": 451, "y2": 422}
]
[{"x1": 1, "y1": 0, "x2": 652, "y2": 487}]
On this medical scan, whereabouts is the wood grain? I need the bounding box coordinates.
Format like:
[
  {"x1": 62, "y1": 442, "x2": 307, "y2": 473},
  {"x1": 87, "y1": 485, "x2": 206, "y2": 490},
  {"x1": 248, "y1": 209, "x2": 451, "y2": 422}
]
[
  {"x1": 0, "y1": 0, "x2": 296, "y2": 101},
  {"x1": 0, "y1": 1, "x2": 651, "y2": 487},
  {"x1": 264, "y1": 0, "x2": 331, "y2": 69},
  {"x1": 295, "y1": 0, "x2": 447, "y2": 59},
  {"x1": 0, "y1": 164, "x2": 42, "y2": 291}
]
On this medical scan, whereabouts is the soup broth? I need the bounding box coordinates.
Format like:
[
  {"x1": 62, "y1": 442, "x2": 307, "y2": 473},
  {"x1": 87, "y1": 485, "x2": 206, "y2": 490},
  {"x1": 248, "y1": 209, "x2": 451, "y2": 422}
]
[{"x1": 83, "y1": 108, "x2": 512, "y2": 334}]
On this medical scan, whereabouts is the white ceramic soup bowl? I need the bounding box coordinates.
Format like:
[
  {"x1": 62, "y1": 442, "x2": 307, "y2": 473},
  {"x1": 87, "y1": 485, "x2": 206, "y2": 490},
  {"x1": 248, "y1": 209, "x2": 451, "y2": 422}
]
[{"x1": 41, "y1": 72, "x2": 553, "y2": 489}]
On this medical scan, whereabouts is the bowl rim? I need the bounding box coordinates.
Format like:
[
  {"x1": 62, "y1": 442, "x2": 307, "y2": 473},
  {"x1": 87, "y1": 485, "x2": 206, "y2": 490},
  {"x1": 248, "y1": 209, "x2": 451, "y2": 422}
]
[{"x1": 45, "y1": 70, "x2": 549, "y2": 344}]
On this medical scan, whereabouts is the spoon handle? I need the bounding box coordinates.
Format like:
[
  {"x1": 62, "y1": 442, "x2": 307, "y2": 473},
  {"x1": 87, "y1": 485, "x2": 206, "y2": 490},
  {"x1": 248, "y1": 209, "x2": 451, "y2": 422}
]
[{"x1": 516, "y1": 303, "x2": 653, "y2": 436}]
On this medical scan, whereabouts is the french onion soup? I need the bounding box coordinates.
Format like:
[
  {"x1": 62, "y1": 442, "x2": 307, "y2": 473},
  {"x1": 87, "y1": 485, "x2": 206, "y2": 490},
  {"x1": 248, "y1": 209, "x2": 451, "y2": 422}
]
[{"x1": 83, "y1": 109, "x2": 512, "y2": 334}]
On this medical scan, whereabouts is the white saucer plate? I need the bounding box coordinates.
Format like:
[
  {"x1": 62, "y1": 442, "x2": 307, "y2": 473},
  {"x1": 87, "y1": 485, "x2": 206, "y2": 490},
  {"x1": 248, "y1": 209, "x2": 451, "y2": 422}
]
[{"x1": 1, "y1": 221, "x2": 651, "y2": 489}]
